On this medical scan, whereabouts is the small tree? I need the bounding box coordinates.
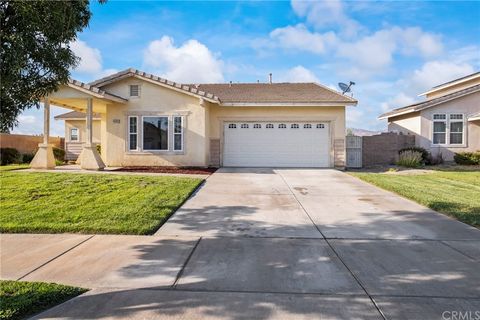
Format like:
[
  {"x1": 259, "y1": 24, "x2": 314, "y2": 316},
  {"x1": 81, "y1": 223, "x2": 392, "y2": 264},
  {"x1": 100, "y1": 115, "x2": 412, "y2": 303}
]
[{"x1": 0, "y1": 1, "x2": 99, "y2": 132}]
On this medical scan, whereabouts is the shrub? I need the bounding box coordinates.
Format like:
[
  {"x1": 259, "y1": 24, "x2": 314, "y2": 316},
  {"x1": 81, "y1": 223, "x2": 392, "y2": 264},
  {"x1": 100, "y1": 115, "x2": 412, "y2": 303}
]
[
  {"x1": 52, "y1": 147, "x2": 65, "y2": 162},
  {"x1": 22, "y1": 153, "x2": 35, "y2": 163},
  {"x1": 96, "y1": 144, "x2": 101, "y2": 155},
  {"x1": 454, "y1": 152, "x2": 480, "y2": 165},
  {"x1": 0, "y1": 148, "x2": 21, "y2": 165},
  {"x1": 399, "y1": 147, "x2": 429, "y2": 164},
  {"x1": 397, "y1": 150, "x2": 423, "y2": 168}
]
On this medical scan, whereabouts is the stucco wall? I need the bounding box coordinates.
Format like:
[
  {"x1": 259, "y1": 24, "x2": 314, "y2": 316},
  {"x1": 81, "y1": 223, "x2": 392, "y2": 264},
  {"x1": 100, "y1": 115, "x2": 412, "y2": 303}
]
[
  {"x1": 419, "y1": 91, "x2": 480, "y2": 161},
  {"x1": 387, "y1": 91, "x2": 480, "y2": 161},
  {"x1": 100, "y1": 78, "x2": 208, "y2": 167},
  {"x1": 208, "y1": 104, "x2": 347, "y2": 167},
  {"x1": 64, "y1": 120, "x2": 101, "y2": 143},
  {"x1": 388, "y1": 112, "x2": 421, "y2": 135}
]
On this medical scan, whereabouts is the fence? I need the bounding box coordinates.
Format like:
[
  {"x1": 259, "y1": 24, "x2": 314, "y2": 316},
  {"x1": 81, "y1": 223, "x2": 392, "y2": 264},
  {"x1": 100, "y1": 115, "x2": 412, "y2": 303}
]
[
  {"x1": 0, "y1": 133, "x2": 64, "y2": 154},
  {"x1": 346, "y1": 133, "x2": 415, "y2": 168}
]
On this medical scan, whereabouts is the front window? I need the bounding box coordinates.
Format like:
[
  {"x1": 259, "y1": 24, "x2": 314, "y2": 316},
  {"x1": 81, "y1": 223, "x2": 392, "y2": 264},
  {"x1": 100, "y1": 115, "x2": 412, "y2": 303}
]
[
  {"x1": 432, "y1": 114, "x2": 446, "y2": 145},
  {"x1": 128, "y1": 116, "x2": 138, "y2": 151},
  {"x1": 173, "y1": 116, "x2": 183, "y2": 151},
  {"x1": 449, "y1": 114, "x2": 464, "y2": 145},
  {"x1": 70, "y1": 128, "x2": 78, "y2": 141},
  {"x1": 143, "y1": 116, "x2": 168, "y2": 150}
]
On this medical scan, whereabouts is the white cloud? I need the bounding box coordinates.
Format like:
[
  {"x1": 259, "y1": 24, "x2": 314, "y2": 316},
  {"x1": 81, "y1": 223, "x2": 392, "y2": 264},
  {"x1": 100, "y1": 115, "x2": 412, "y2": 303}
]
[
  {"x1": 270, "y1": 24, "x2": 337, "y2": 54},
  {"x1": 291, "y1": 0, "x2": 361, "y2": 36},
  {"x1": 279, "y1": 66, "x2": 320, "y2": 83},
  {"x1": 18, "y1": 115, "x2": 36, "y2": 124},
  {"x1": 380, "y1": 93, "x2": 416, "y2": 112},
  {"x1": 143, "y1": 36, "x2": 224, "y2": 83},
  {"x1": 410, "y1": 60, "x2": 475, "y2": 91},
  {"x1": 70, "y1": 40, "x2": 103, "y2": 75},
  {"x1": 70, "y1": 40, "x2": 117, "y2": 79}
]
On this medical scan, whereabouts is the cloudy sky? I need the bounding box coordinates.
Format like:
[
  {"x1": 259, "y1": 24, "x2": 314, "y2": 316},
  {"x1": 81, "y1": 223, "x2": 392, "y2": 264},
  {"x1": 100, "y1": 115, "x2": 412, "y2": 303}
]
[{"x1": 13, "y1": 0, "x2": 480, "y2": 136}]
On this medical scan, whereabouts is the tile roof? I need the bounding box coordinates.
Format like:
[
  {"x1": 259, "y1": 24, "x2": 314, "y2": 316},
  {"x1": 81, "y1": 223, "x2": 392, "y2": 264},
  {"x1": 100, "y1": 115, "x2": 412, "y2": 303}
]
[
  {"x1": 379, "y1": 84, "x2": 480, "y2": 119},
  {"x1": 89, "y1": 68, "x2": 220, "y2": 103},
  {"x1": 54, "y1": 111, "x2": 101, "y2": 120},
  {"x1": 193, "y1": 83, "x2": 356, "y2": 104},
  {"x1": 67, "y1": 79, "x2": 127, "y2": 102}
]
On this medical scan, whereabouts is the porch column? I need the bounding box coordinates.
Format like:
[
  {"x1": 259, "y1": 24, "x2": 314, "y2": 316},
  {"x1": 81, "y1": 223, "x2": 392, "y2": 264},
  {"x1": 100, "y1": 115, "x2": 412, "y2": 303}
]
[
  {"x1": 77, "y1": 98, "x2": 105, "y2": 170},
  {"x1": 30, "y1": 98, "x2": 56, "y2": 169}
]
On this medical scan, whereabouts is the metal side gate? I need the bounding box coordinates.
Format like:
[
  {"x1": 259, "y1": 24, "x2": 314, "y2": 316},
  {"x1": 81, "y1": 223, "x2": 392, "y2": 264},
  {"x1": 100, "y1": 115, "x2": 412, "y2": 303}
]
[{"x1": 346, "y1": 136, "x2": 362, "y2": 168}]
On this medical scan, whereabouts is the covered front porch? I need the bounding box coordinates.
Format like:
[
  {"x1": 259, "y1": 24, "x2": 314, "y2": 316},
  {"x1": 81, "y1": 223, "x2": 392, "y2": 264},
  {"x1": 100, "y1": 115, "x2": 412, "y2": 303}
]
[{"x1": 30, "y1": 80, "x2": 127, "y2": 170}]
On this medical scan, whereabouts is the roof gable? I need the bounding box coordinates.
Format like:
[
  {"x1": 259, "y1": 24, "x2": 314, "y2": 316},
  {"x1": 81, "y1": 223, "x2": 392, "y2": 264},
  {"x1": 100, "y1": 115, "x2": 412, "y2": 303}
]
[{"x1": 89, "y1": 68, "x2": 220, "y2": 103}]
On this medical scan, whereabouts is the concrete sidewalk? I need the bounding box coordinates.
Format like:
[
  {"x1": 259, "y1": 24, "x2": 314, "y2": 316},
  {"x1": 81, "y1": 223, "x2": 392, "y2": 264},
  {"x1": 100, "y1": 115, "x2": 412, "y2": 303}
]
[{"x1": 2, "y1": 168, "x2": 479, "y2": 319}]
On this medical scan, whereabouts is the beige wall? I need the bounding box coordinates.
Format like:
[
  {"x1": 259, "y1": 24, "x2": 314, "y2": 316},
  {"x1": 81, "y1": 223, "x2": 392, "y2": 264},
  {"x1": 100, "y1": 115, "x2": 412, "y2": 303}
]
[
  {"x1": 100, "y1": 78, "x2": 208, "y2": 167},
  {"x1": 387, "y1": 91, "x2": 480, "y2": 161},
  {"x1": 388, "y1": 112, "x2": 421, "y2": 135},
  {"x1": 64, "y1": 120, "x2": 101, "y2": 143},
  {"x1": 208, "y1": 104, "x2": 346, "y2": 167},
  {"x1": 426, "y1": 77, "x2": 480, "y2": 99}
]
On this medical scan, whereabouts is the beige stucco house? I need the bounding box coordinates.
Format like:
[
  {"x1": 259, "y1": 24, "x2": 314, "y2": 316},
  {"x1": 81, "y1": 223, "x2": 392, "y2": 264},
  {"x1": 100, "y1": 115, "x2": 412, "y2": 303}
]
[
  {"x1": 379, "y1": 72, "x2": 480, "y2": 161},
  {"x1": 31, "y1": 68, "x2": 357, "y2": 170}
]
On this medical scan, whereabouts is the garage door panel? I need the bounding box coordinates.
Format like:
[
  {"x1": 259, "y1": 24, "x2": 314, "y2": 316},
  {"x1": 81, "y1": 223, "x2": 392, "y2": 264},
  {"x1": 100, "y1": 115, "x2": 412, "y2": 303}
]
[{"x1": 223, "y1": 122, "x2": 330, "y2": 168}]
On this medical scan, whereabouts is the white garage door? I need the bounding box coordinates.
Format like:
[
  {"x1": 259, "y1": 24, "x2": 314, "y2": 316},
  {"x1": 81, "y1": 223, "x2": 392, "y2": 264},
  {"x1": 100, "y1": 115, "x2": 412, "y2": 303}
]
[{"x1": 223, "y1": 121, "x2": 330, "y2": 167}]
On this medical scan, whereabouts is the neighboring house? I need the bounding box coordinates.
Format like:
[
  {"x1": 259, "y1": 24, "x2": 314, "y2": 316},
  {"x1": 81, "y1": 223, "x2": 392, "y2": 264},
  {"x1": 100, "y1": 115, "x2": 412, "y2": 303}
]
[
  {"x1": 36, "y1": 68, "x2": 357, "y2": 170},
  {"x1": 379, "y1": 72, "x2": 480, "y2": 161},
  {"x1": 54, "y1": 111, "x2": 101, "y2": 160}
]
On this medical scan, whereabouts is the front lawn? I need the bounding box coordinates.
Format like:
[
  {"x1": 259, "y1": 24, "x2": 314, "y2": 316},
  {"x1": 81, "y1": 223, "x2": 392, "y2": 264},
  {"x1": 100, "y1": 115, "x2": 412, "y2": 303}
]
[
  {"x1": 0, "y1": 280, "x2": 87, "y2": 320},
  {"x1": 350, "y1": 170, "x2": 480, "y2": 228},
  {"x1": 0, "y1": 172, "x2": 202, "y2": 234},
  {"x1": 0, "y1": 164, "x2": 29, "y2": 172}
]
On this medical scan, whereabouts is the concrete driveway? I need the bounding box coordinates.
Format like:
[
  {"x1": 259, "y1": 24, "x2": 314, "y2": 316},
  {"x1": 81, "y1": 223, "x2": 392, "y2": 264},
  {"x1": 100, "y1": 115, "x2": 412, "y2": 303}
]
[{"x1": 3, "y1": 168, "x2": 479, "y2": 319}]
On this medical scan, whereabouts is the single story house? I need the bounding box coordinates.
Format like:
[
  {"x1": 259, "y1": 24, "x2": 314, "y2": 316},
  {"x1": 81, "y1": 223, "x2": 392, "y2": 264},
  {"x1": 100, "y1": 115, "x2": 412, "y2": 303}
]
[
  {"x1": 31, "y1": 68, "x2": 357, "y2": 170},
  {"x1": 379, "y1": 72, "x2": 480, "y2": 161}
]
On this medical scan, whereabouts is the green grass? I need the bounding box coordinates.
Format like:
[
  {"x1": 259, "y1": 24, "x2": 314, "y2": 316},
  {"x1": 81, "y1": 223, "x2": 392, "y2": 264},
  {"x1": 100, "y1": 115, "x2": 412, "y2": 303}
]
[
  {"x1": 0, "y1": 172, "x2": 202, "y2": 234},
  {"x1": 0, "y1": 164, "x2": 29, "y2": 172},
  {"x1": 350, "y1": 170, "x2": 480, "y2": 228},
  {"x1": 0, "y1": 280, "x2": 87, "y2": 320}
]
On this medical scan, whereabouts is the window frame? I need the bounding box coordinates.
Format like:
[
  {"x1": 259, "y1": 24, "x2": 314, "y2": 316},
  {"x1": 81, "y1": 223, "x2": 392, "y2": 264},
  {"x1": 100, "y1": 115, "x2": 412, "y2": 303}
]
[
  {"x1": 173, "y1": 116, "x2": 184, "y2": 152},
  {"x1": 142, "y1": 116, "x2": 169, "y2": 151},
  {"x1": 70, "y1": 127, "x2": 79, "y2": 142},
  {"x1": 449, "y1": 114, "x2": 464, "y2": 146},
  {"x1": 127, "y1": 116, "x2": 138, "y2": 151},
  {"x1": 431, "y1": 113, "x2": 466, "y2": 147}
]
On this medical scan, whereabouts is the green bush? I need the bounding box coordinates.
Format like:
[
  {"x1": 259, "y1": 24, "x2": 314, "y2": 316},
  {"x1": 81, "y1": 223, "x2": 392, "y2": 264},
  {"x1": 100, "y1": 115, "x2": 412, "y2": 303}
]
[
  {"x1": 0, "y1": 148, "x2": 21, "y2": 165},
  {"x1": 454, "y1": 152, "x2": 480, "y2": 165},
  {"x1": 96, "y1": 144, "x2": 101, "y2": 155},
  {"x1": 399, "y1": 147, "x2": 429, "y2": 164},
  {"x1": 21, "y1": 153, "x2": 35, "y2": 163},
  {"x1": 52, "y1": 147, "x2": 65, "y2": 162},
  {"x1": 397, "y1": 150, "x2": 423, "y2": 168}
]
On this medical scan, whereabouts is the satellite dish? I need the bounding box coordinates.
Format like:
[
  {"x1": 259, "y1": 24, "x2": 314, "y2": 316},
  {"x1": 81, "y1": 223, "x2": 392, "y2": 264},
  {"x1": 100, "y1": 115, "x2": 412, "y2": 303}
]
[{"x1": 338, "y1": 81, "x2": 355, "y2": 95}]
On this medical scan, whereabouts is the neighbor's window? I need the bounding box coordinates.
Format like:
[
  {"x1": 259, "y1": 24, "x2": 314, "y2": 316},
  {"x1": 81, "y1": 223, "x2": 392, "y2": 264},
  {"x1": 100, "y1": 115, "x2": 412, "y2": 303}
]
[
  {"x1": 228, "y1": 123, "x2": 236, "y2": 129},
  {"x1": 304, "y1": 124, "x2": 312, "y2": 129},
  {"x1": 449, "y1": 114, "x2": 464, "y2": 145},
  {"x1": 266, "y1": 124, "x2": 274, "y2": 129},
  {"x1": 173, "y1": 116, "x2": 183, "y2": 151},
  {"x1": 129, "y1": 85, "x2": 140, "y2": 97},
  {"x1": 278, "y1": 124, "x2": 286, "y2": 129},
  {"x1": 128, "y1": 116, "x2": 138, "y2": 151},
  {"x1": 241, "y1": 123, "x2": 249, "y2": 129},
  {"x1": 70, "y1": 128, "x2": 79, "y2": 141},
  {"x1": 291, "y1": 123, "x2": 299, "y2": 129},
  {"x1": 317, "y1": 124, "x2": 325, "y2": 129},
  {"x1": 253, "y1": 124, "x2": 261, "y2": 129},
  {"x1": 143, "y1": 116, "x2": 168, "y2": 150},
  {"x1": 432, "y1": 114, "x2": 446, "y2": 144}
]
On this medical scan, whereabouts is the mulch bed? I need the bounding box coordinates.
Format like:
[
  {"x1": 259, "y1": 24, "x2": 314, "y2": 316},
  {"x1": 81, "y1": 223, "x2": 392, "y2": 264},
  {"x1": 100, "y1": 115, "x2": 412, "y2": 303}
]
[{"x1": 114, "y1": 166, "x2": 218, "y2": 175}]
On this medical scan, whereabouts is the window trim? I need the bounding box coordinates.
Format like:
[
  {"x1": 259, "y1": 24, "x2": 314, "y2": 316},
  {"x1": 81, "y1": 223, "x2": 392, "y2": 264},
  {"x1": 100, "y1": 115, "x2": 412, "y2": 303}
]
[
  {"x1": 431, "y1": 113, "x2": 466, "y2": 147},
  {"x1": 173, "y1": 116, "x2": 184, "y2": 152},
  {"x1": 142, "y1": 116, "x2": 169, "y2": 151},
  {"x1": 70, "y1": 127, "x2": 79, "y2": 142},
  {"x1": 127, "y1": 116, "x2": 138, "y2": 151},
  {"x1": 449, "y1": 114, "x2": 464, "y2": 146}
]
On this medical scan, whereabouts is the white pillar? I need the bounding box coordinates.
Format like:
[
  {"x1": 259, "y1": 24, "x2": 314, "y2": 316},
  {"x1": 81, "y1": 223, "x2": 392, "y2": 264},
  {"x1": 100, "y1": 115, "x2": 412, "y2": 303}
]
[
  {"x1": 77, "y1": 98, "x2": 105, "y2": 170},
  {"x1": 30, "y1": 98, "x2": 56, "y2": 169},
  {"x1": 43, "y1": 98, "x2": 50, "y2": 144},
  {"x1": 86, "y1": 98, "x2": 93, "y2": 146}
]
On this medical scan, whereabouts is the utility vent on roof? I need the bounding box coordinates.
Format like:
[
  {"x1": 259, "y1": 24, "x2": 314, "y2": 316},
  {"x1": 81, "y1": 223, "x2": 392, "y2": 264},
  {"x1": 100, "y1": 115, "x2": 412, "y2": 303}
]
[{"x1": 130, "y1": 85, "x2": 140, "y2": 97}]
